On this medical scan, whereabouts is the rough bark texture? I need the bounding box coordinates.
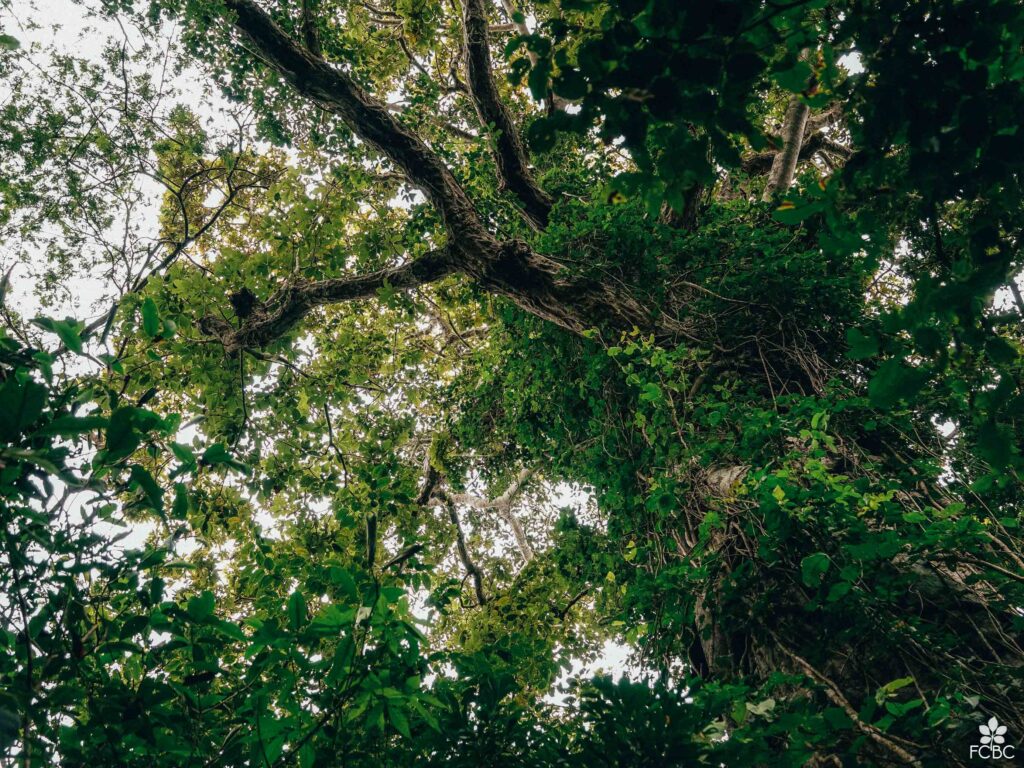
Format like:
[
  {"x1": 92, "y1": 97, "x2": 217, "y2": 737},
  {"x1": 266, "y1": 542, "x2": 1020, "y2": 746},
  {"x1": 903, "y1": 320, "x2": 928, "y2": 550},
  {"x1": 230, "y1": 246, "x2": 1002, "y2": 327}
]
[
  {"x1": 225, "y1": 0, "x2": 491, "y2": 245},
  {"x1": 463, "y1": 0, "x2": 552, "y2": 228},
  {"x1": 761, "y1": 94, "x2": 811, "y2": 201},
  {"x1": 222, "y1": 0, "x2": 682, "y2": 345},
  {"x1": 200, "y1": 247, "x2": 458, "y2": 353},
  {"x1": 742, "y1": 129, "x2": 851, "y2": 175}
]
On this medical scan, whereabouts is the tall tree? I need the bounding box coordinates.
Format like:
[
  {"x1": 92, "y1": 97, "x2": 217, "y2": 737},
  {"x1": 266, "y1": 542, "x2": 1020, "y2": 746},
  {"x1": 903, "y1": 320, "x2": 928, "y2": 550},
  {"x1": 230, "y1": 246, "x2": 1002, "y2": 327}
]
[{"x1": 2, "y1": 0, "x2": 1023, "y2": 765}]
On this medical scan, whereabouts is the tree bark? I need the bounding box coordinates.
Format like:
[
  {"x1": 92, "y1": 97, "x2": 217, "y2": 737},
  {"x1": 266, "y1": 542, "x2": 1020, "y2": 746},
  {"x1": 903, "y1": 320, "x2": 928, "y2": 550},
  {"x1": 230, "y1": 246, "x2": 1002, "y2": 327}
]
[
  {"x1": 463, "y1": 0, "x2": 553, "y2": 228},
  {"x1": 761, "y1": 94, "x2": 811, "y2": 201},
  {"x1": 222, "y1": 0, "x2": 682, "y2": 346}
]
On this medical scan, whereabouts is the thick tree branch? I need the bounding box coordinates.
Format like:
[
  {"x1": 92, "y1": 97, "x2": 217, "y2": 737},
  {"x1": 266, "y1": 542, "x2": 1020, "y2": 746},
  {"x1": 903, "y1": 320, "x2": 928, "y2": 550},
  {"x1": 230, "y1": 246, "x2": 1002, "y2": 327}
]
[
  {"x1": 200, "y1": 248, "x2": 457, "y2": 353},
  {"x1": 415, "y1": 461, "x2": 442, "y2": 507},
  {"x1": 225, "y1": 0, "x2": 492, "y2": 251},
  {"x1": 462, "y1": 0, "x2": 553, "y2": 228},
  {"x1": 445, "y1": 501, "x2": 487, "y2": 605},
  {"x1": 300, "y1": 0, "x2": 321, "y2": 56},
  {"x1": 213, "y1": 1, "x2": 695, "y2": 348},
  {"x1": 805, "y1": 102, "x2": 841, "y2": 134},
  {"x1": 495, "y1": 505, "x2": 534, "y2": 562},
  {"x1": 448, "y1": 467, "x2": 536, "y2": 562},
  {"x1": 761, "y1": 93, "x2": 811, "y2": 201},
  {"x1": 741, "y1": 130, "x2": 851, "y2": 175}
]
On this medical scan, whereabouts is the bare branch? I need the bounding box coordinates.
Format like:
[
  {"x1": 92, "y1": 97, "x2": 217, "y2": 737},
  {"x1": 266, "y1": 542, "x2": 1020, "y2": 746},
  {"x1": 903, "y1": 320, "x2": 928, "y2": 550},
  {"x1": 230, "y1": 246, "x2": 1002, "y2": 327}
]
[
  {"x1": 201, "y1": 247, "x2": 457, "y2": 353},
  {"x1": 761, "y1": 92, "x2": 811, "y2": 201},
  {"x1": 300, "y1": 0, "x2": 321, "y2": 57},
  {"x1": 741, "y1": 130, "x2": 852, "y2": 175},
  {"x1": 462, "y1": 0, "x2": 552, "y2": 228},
  {"x1": 495, "y1": 505, "x2": 534, "y2": 563},
  {"x1": 448, "y1": 467, "x2": 536, "y2": 562},
  {"x1": 771, "y1": 631, "x2": 924, "y2": 767},
  {"x1": 51, "y1": 159, "x2": 263, "y2": 359},
  {"x1": 445, "y1": 500, "x2": 487, "y2": 605}
]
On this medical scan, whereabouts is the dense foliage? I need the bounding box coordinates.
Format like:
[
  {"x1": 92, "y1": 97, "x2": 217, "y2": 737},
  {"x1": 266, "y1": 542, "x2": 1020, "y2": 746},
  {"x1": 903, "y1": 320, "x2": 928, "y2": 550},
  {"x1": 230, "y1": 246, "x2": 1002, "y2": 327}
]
[{"x1": 1, "y1": 0, "x2": 1023, "y2": 765}]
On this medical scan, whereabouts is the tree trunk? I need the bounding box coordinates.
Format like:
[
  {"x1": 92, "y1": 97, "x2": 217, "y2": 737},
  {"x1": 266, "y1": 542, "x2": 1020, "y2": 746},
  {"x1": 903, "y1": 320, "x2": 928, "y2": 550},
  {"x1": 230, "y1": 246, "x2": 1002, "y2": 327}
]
[{"x1": 762, "y1": 94, "x2": 811, "y2": 201}]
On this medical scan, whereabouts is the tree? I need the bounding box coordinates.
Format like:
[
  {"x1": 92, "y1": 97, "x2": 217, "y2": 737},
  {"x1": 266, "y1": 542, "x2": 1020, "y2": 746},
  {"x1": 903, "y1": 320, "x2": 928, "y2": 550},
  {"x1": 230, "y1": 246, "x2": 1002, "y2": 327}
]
[{"x1": 1, "y1": 0, "x2": 1023, "y2": 765}]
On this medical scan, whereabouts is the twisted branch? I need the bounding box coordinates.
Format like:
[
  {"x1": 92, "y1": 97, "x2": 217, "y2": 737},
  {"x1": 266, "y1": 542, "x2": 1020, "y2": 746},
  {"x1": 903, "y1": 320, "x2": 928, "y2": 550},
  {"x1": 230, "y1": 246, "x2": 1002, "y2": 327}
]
[
  {"x1": 200, "y1": 247, "x2": 457, "y2": 353},
  {"x1": 462, "y1": 0, "x2": 552, "y2": 228}
]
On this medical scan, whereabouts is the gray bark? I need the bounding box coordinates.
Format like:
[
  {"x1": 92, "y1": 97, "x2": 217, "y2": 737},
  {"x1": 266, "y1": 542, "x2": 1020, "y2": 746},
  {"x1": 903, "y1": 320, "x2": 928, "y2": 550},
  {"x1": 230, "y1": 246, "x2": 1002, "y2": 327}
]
[{"x1": 761, "y1": 94, "x2": 811, "y2": 202}]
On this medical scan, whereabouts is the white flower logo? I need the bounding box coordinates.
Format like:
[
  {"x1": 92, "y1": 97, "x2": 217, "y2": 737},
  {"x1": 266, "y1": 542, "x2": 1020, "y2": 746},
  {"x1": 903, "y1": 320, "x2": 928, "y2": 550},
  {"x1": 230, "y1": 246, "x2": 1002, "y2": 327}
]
[{"x1": 980, "y1": 716, "x2": 1008, "y2": 745}]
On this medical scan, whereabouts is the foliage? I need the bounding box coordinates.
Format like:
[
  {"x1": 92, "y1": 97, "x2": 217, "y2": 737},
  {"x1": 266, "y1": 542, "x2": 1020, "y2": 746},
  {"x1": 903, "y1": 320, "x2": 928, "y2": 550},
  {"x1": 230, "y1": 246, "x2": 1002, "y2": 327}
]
[{"x1": 1, "y1": 0, "x2": 1023, "y2": 765}]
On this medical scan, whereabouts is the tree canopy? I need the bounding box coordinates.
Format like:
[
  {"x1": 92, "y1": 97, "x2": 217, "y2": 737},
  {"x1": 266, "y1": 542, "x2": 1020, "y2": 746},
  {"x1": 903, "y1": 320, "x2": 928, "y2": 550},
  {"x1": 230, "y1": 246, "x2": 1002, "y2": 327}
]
[{"x1": 1, "y1": 0, "x2": 1023, "y2": 765}]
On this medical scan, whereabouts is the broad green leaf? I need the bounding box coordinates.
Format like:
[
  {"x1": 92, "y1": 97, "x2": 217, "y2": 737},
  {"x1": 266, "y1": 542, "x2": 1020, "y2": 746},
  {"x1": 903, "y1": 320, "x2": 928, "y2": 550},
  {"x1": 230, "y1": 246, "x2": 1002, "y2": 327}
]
[
  {"x1": 187, "y1": 591, "x2": 216, "y2": 622},
  {"x1": 288, "y1": 590, "x2": 308, "y2": 631},
  {"x1": 0, "y1": 377, "x2": 46, "y2": 441},
  {"x1": 389, "y1": 705, "x2": 412, "y2": 739},
  {"x1": 800, "y1": 552, "x2": 830, "y2": 587},
  {"x1": 141, "y1": 298, "x2": 161, "y2": 338},
  {"x1": 845, "y1": 328, "x2": 879, "y2": 360}
]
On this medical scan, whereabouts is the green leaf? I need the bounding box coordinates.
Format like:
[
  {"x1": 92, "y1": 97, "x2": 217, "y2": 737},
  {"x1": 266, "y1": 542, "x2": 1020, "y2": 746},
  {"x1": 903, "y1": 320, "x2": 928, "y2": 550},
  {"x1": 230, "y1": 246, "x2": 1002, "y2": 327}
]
[
  {"x1": 876, "y1": 676, "x2": 914, "y2": 704},
  {"x1": 0, "y1": 377, "x2": 47, "y2": 441},
  {"x1": 985, "y1": 335, "x2": 1018, "y2": 365},
  {"x1": 639, "y1": 382, "x2": 662, "y2": 403},
  {"x1": 33, "y1": 317, "x2": 85, "y2": 354},
  {"x1": 171, "y1": 442, "x2": 197, "y2": 466},
  {"x1": 800, "y1": 552, "x2": 830, "y2": 587},
  {"x1": 201, "y1": 442, "x2": 248, "y2": 473},
  {"x1": 187, "y1": 591, "x2": 216, "y2": 622},
  {"x1": 0, "y1": 701, "x2": 19, "y2": 751},
  {"x1": 141, "y1": 298, "x2": 161, "y2": 338},
  {"x1": 977, "y1": 420, "x2": 1012, "y2": 468},
  {"x1": 172, "y1": 483, "x2": 189, "y2": 519},
  {"x1": 288, "y1": 590, "x2": 308, "y2": 631},
  {"x1": 826, "y1": 581, "x2": 852, "y2": 602},
  {"x1": 528, "y1": 58, "x2": 552, "y2": 101},
  {"x1": 1, "y1": 447, "x2": 62, "y2": 474},
  {"x1": 309, "y1": 605, "x2": 353, "y2": 637},
  {"x1": 389, "y1": 705, "x2": 412, "y2": 739},
  {"x1": 0, "y1": 34, "x2": 20, "y2": 50},
  {"x1": 128, "y1": 464, "x2": 164, "y2": 513},
  {"x1": 846, "y1": 328, "x2": 879, "y2": 360},
  {"x1": 214, "y1": 619, "x2": 246, "y2": 641},
  {"x1": 772, "y1": 199, "x2": 822, "y2": 224},
  {"x1": 747, "y1": 698, "x2": 776, "y2": 717},
  {"x1": 553, "y1": 69, "x2": 587, "y2": 100},
  {"x1": 329, "y1": 566, "x2": 358, "y2": 599},
  {"x1": 774, "y1": 60, "x2": 813, "y2": 92},
  {"x1": 37, "y1": 414, "x2": 108, "y2": 436},
  {"x1": 409, "y1": 697, "x2": 441, "y2": 731},
  {"x1": 120, "y1": 614, "x2": 151, "y2": 638},
  {"x1": 103, "y1": 407, "x2": 142, "y2": 462},
  {"x1": 868, "y1": 359, "x2": 929, "y2": 409}
]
